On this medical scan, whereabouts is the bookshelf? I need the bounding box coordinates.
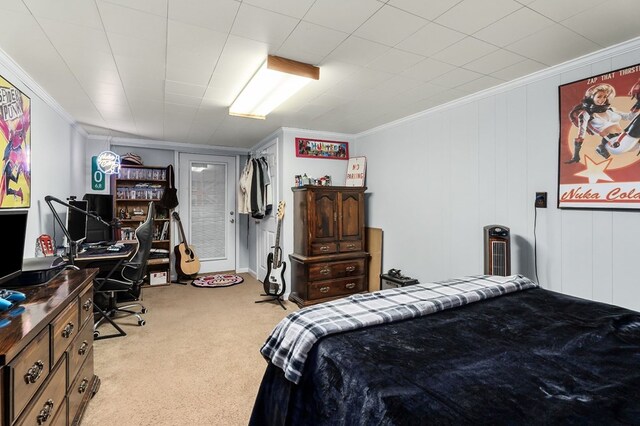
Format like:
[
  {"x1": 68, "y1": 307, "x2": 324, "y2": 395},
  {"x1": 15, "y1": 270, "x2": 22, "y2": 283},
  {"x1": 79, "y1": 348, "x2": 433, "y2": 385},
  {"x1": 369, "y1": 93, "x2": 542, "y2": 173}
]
[{"x1": 112, "y1": 164, "x2": 172, "y2": 285}]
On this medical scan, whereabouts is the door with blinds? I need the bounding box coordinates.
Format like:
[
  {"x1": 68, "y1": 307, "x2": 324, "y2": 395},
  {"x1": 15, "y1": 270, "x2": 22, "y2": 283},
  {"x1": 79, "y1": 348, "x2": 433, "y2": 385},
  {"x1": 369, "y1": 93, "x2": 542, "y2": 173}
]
[{"x1": 178, "y1": 153, "x2": 236, "y2": 273}]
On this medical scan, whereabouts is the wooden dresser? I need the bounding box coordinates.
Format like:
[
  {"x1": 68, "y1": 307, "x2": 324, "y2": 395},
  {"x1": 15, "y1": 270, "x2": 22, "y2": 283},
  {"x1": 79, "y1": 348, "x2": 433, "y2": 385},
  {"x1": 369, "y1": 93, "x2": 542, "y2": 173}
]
[
  {"x1": 0, "y1": 268, "x2": 100, "y2": 426},
  {"x1": 289, "y1": 185, "x2": 368, "y2": 307}
]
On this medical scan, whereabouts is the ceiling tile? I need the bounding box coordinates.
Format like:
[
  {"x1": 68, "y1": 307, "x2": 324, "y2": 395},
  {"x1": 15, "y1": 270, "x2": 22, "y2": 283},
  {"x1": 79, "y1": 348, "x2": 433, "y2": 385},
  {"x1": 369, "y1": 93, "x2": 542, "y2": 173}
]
[
  {"x1": 473, "y1": 8, "x2": 555, "y2": 47},
  {"x1": 276, "y1": 21, "x2": 349, "y2": 65},
  {"x1": 527, "y1": 0, "x2": 602, "y2": 21},
  {"x1": 429, "y1": 67, "x2": 483, "y2": 88},
  {"x1": 243, "y1": 0, "x2": 314, "y2": 19},
  {"x1": 303, "y1": 0, "x2": 383, "y2": 34},
  {"x1": 165, "y1": 92, "x2": 203, "y2": 107},
  {"x1": 25, "y1": 0, "x2": 103, "y2": 28},
  {"x1": 354, "y1": 5, "x2": 428, "y2": 47},
  {"x1": 432, "y1": 37, "x2": 498, "y2": 67},
  {"x1": 357, "y1": 76, "x2": 421, "y2": 100},
  {"x1": 435, "y1": 0, "x2": 522, "y2": 35},
  {"x1": 168, "y1": 20, "x2": 227, "y2": 57},
  {"x1": 230, "y1": 3, "x2": 299, "y2": 46},
  {"x1": 165, "y1": 81, "x2": 206, "y2": 97},
  {"x1": 387, "y1": 0, "x2": 466, "y2": 21},
  {"x1": 490, "y1": 58, "x2": 546, "y2": 81},
  {"x1": 97, "y1": 1, "x2": 167, "y2": 43},
  {"x1": 324, "y1": 36, "x2": 390, "y2": 66},
  {"x1": 456, "y1": 75, "x2": 504, "y2": 95},
  {"x1": 366, "y1": 48, "x2": 425, "y2": 74},
  {"x1": 37, "y1": 19, "x2": 112, "y2": 53},
  {"x1": 562, "y1": 0, "x2": 640, "y2": 47},
  {"x1": 102, "y1": 0, "x2": 168, "y2": 16},
  {"x1": 168, "y1": 0, "x2": 238, "y2": 32},
  {"x1": 506, "y1": 23, "x2": 600, "y2": 66},
  {"x1": 401, "y1": 58, "x2": 456, "y2": 82},
  {"x1": 463, "y1": 49, "x2": 527, "y2": 74},
  {"x1": 107, "y1": 33, "x2": 166, "y2": 63},
  {"x1": 396, "y1": 22, "x2": 465, "y2": 57}
]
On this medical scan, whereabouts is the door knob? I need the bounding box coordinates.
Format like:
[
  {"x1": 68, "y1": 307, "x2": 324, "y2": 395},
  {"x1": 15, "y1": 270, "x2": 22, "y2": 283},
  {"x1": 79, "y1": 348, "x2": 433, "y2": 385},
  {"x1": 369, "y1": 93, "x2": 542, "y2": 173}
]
[{"x1": 230, "y1": 219, "x2": 235, "y2": 223}]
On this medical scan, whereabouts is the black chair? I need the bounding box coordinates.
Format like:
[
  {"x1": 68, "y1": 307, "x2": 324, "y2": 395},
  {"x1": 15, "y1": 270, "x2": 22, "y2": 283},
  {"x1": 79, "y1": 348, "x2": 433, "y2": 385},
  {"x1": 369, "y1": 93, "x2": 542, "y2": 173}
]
[{"x1": 93, "y1": 202, "x2": 154, "y2": 339}]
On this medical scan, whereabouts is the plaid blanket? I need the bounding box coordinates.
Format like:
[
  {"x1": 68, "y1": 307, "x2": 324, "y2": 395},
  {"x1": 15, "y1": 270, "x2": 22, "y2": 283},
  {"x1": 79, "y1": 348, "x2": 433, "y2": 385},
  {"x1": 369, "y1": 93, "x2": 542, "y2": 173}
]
[{"x1": 261, "y1": 274, "x2": 537, "y2": 384}]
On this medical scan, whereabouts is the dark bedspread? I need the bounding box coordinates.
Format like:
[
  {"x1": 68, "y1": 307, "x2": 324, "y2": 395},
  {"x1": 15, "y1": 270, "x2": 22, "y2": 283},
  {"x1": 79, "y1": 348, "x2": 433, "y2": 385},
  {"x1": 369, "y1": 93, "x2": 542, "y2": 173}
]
[{"x1": 250, "y1": 288, "x2": 640, "y2": 425}]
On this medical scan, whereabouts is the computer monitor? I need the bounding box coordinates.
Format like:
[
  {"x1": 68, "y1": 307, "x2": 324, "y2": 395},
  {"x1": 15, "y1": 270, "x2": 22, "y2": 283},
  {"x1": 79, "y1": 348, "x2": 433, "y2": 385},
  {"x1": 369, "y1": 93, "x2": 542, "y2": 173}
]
[
  {"x1": 83, "y1": 194, "x2": 113, "y2": 244},
  {"x1": 0, "y1": 209, "x2": 28, "y2": 286},
  {"x1": 67, "y1": 199, "x2": 88, "y2": 245}
]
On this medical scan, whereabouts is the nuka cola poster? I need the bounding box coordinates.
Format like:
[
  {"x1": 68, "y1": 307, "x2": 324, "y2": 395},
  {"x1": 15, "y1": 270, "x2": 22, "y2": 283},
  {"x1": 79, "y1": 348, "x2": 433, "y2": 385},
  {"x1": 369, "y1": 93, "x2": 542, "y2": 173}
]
[{"x1": 558, "y1": 63, "x2": 640, "y2": 209}]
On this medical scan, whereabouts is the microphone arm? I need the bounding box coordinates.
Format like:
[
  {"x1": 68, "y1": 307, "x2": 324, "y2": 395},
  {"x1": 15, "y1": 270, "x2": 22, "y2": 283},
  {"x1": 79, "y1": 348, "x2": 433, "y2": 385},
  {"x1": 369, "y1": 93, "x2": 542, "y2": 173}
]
[{"x1": 44, "y1": 195, "x2": 111, "y2": 265}]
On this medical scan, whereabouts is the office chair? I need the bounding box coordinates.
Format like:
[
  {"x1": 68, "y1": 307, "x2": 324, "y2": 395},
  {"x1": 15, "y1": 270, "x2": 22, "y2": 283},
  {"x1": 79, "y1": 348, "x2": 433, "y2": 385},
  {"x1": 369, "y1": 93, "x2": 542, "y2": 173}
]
[{"x1": 93, "y1": 202, "x2": 155, "y2": 339}]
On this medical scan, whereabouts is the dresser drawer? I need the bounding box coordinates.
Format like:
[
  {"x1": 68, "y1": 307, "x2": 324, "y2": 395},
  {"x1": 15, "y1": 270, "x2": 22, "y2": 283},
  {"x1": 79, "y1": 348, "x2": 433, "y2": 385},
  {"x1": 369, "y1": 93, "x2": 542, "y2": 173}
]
[
  {"x1": 310, "y1": 242, "x2": 337, "y2": 255},
  {"x1": 51, "y1": 300, "x2": 79, "y2": 365},
  {"x1": 79, "y1": 284, "x2": 94, "y2": 326},
  {"x1": 67, "y1": 319, "x2": 93, "y2": 389},
  {"x1": 15, "y1": 357, "x2": 66, "y2": 426},
  {"x1": 9, "y1": 327, "x2": 51, "y2": 422},
  {"x1": 308, "y1": 276, "x2": 365, "y2": 300},
  {"x1": 338, "y1": 240, "x2": 362, "y2": 253},
  {"x1": 68, "y1": 348, "x2": 94, "y2": 425},
  {"x1": 308, "y1": 259, "x2": 366, "y2": 281}
]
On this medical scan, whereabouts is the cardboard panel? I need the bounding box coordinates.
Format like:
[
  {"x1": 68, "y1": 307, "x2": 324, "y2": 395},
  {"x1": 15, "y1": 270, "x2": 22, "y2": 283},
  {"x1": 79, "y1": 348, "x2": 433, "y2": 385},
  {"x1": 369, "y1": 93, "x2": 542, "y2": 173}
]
[{"x1": 366, "y1": 227, "x2": 382, "y2": 291}]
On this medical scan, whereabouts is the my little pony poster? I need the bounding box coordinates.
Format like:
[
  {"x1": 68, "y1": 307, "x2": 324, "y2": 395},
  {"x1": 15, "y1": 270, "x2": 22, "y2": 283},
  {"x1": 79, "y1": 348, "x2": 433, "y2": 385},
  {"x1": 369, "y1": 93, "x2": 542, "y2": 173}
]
[{"x1": 0, "y1": 75, "x2": 30, "y2": 208}]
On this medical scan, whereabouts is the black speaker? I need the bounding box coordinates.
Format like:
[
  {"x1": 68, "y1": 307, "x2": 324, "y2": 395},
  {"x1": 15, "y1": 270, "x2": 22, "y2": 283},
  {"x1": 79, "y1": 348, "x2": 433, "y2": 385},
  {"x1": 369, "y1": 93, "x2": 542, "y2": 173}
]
[
  {"x1": 483, "y1": 225, "x2": 511, "y2": 276},
  {"x1": 83, "y1": 194, "x2": 114, "y2": 243}
]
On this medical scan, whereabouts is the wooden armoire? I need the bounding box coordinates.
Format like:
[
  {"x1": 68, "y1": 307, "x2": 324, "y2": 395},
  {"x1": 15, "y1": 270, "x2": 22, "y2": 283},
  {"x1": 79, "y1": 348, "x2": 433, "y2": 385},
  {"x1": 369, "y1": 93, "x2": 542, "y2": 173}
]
[{"x1": 289, "y1": 185, "x2": 368, "y2": 307}]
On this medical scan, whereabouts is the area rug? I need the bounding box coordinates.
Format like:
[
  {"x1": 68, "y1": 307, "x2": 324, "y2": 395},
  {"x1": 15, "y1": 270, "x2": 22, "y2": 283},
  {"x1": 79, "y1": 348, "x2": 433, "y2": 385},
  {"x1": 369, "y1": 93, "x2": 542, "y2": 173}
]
[{"x1": 192, "y1": 274, "x2": 244, "y2": 288}]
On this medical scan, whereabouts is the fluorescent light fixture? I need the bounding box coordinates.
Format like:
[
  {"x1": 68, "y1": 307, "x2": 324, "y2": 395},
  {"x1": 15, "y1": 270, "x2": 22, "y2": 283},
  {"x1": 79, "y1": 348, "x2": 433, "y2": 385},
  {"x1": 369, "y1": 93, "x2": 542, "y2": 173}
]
[{"x1": 229, "y1": 55, "x2": 319, "y2": 120}]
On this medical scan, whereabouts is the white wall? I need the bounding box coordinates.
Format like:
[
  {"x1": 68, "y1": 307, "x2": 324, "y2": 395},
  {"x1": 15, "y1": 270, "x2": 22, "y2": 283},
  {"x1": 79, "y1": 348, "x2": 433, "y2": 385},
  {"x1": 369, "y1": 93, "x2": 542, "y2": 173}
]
[
  {"x1": 355, "y1": 39, "x2": 640, "y2": 312},
  {"x1": 0, "y1": 49, "x2": 85, "y2": 260}
]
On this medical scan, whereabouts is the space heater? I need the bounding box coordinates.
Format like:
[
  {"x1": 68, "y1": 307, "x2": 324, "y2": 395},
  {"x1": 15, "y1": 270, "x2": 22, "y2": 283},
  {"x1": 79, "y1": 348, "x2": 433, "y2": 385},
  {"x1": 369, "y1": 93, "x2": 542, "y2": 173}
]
[{"x1": 483, "y1": 225, "x2": 511, "y2": 276}]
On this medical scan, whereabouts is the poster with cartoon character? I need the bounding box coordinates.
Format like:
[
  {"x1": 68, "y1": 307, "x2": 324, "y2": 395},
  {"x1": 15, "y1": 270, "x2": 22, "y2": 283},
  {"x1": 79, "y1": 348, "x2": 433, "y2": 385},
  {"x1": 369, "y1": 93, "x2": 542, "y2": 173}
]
[
  {"x1": 558, "y1": 63, "x2": 640, "y2": 209},
  {"x1": 0, "y1": 75, "x2": 30, "y2": 208}
]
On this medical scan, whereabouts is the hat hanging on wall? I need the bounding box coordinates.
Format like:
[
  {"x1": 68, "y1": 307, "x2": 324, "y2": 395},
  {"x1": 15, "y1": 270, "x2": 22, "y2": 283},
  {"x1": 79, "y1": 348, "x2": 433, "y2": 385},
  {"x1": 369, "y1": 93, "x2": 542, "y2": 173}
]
[{"x1": 121, "y1": 153, "x2": 143, "y2": 165}]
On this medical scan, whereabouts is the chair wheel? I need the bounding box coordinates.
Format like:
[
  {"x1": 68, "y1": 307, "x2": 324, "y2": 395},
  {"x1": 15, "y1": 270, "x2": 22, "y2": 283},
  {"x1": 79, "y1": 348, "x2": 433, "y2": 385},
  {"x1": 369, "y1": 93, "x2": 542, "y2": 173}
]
[
  {"x1": 94, "y1": 330, "x2": 100, "y2": 339},
  {"x1": 141, "y1": 308, "x2": 148, "y2": 314},
  {"x1": 138, "y1": 319, "x2": 146, "y2": 326}
]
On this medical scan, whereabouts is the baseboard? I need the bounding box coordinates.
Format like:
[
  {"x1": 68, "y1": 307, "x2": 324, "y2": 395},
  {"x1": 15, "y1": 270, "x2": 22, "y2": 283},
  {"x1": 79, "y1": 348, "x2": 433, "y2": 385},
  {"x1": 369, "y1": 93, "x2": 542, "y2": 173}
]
[{"x1": 235, "y1": 267, "x2": 249, "y2": 274}]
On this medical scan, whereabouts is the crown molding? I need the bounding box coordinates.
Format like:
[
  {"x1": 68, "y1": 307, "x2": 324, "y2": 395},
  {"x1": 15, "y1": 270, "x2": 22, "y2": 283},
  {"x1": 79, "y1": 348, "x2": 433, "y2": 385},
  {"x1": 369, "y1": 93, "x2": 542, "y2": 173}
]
[
  {"x1": 0, "y1": 46, "x2": 83, "y2": 133},
  {"x1": 356, "y1": 36, "x2": 640, "y2": 139},
  {"x1": 88, "y1": 135, "x2": 247, "y2": 155}
]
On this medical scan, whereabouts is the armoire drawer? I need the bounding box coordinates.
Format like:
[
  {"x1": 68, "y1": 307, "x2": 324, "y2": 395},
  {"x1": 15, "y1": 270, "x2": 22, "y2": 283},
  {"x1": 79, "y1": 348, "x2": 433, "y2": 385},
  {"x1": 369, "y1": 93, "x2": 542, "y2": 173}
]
[
  {"x1": 308, "y1": 276, "x2": 366, "y2": 300},
  {"x1": 51, "y1": 301, "x2": 79, "y2": 364},
  {"x1": 68, "y1": 348, "x2": 94, "y2": 424},
  {"x1": 67, "y1": 319, "x2": 94, "y2": 390},
  {"x1": 15, "y1": 357, "x2": 66, "y2": 426},
  {"x1": 338, "y1": 240, "x2": 362, "y2": 253},
  {"x1": 9, "y1": 327, "x2": 51, "y2": 423},
  {"x1": 310, "y1": 242, "x2": 337, "y2": 255},
  {"x1": 308, "y1": 259, "x2": 366, "y2": 280}
]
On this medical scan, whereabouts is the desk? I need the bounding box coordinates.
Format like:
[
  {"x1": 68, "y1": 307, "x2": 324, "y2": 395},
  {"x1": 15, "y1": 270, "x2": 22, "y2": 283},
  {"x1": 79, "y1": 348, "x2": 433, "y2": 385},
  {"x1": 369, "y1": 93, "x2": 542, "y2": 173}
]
[{"x1": 74, "y1": 243, "x2": 136, "y2": 264}]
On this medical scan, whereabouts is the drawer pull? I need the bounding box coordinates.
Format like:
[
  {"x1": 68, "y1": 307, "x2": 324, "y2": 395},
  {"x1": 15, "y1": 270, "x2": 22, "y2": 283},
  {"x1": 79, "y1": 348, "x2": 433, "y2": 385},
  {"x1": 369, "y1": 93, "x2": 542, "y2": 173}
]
[
  {"x1": 345, "y1": 282, "x2": 356, "y2": 289},
  {"x1": 319, "y1": 267, "x2": 331, "y2": 275},
  {"x1": 319, "y1": 286, "x2": 330, "y2": 293},
  {"x1": 37, "y1": 399, "x2": 54, "y2": 424},
  {"x1": 319, "y1": 246, "x2": 329, "y2": 252},
  {"x1": 78, "y1": 341, "x2": 89, "y2": 356},
  {"x1": 24, "y1": 360, "x2": 44, "y2": 384},
  {"x1": 78, "y1": 378, "x2": 89, "y2": 394},
  {"x1": 62, "y1": 322, "x2": 75, "y2": 338},
  {"x1": 345, "y1": 266, "x2": 356, "y2": 272},
  {"x1": 346, "y1": 244, "x2": 356, "y2": 249},
  {"x1": 83, "y1": 299, "x2": 92, "y2": 311}
]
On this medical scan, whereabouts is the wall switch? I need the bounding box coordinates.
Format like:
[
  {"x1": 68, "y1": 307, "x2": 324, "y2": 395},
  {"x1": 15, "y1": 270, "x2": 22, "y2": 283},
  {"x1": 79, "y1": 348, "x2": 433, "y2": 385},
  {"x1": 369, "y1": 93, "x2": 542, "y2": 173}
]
[{"x1": 535, "y1": 192, "x2": 547, "y2": 208}]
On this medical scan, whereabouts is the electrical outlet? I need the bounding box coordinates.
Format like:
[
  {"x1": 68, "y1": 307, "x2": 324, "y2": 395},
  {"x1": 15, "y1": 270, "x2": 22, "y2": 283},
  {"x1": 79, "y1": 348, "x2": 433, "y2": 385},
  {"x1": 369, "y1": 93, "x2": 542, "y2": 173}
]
[{"x1": 535, "y1": 192, "x2": 547, "y2": 208}]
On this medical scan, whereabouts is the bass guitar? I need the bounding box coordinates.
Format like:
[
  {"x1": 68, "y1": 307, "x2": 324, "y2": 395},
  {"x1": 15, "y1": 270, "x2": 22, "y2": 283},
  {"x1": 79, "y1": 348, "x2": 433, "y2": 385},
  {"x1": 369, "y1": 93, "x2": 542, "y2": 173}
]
[
  {"x1": 262, "y1": 201, "x2": 286, "y2": 298},
  {"x1": 172, "y1": 211, "x2": 201, "y2": 278}
]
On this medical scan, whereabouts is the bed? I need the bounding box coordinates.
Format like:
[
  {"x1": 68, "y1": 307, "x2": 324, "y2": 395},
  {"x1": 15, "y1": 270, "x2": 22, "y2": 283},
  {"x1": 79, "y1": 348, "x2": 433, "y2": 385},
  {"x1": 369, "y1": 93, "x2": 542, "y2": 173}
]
[{"x1": 250, "y1": 275, "x2": 640, "y2": 425}]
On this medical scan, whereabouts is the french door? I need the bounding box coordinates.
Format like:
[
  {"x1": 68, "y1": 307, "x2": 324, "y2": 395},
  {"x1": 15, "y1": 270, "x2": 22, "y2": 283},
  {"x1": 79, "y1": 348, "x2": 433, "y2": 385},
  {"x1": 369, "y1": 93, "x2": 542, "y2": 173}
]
[{"x1": 178, "y1": 153, "x2": 236, "y2": 273}]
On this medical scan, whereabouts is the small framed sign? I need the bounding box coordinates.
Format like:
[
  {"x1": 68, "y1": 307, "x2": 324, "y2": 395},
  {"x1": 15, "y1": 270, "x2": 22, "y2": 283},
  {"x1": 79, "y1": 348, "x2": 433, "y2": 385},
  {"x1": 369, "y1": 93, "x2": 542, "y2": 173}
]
[
  {"x1": 346, "y1": 156, "x2": 366, "y2": 187},
  {"x1": 296, "y1": 137, "x2": 349, "y2": 159}
]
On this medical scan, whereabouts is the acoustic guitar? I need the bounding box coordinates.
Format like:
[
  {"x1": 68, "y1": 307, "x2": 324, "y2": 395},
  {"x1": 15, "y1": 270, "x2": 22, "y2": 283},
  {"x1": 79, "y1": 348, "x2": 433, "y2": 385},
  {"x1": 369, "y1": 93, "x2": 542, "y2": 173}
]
[
  {"x1": 263, "y1": 201, "x2": 286, "y2": 296},
  {"x1": 172, "y1": 212, "x2": 200, "y2": 277}
]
